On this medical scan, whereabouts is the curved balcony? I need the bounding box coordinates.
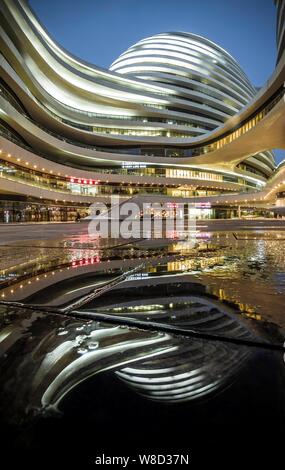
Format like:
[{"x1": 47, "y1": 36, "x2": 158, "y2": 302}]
[{"x1": 1, "y1": 0, "x2": 284, "y2": 177}]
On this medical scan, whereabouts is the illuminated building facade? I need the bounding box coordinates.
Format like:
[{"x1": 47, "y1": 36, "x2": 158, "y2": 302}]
[{"x1": 0, "y1": 0, "x2": 284, "y2": 222}]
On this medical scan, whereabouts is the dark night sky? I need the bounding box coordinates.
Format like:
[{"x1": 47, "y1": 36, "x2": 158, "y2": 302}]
[{"x1": 29, "y1": 0, "x2": 285, "y2": 163}]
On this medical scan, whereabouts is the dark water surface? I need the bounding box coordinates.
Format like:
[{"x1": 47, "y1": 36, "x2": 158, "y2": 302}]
[{"x1": 1, "y1": 229, "x2": 285, "y2": 466}]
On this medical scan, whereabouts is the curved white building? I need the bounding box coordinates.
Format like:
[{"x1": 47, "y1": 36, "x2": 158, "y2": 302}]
[
  {"x1": 0, "y1": 0, "x2": 284, "y2": 222},
  {"x1": 111, "y1": 32, "x2": 258, "y2": 126}
]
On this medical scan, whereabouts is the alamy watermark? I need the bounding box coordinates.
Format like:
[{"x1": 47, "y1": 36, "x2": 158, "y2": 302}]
[{"x1": 87, "y1": 196, "x2": 197, "y2": 241}]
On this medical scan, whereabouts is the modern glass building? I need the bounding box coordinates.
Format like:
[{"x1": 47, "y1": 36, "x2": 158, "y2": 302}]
[{"x1": 0, "y1": 0, "x2": 284, "y2": 222}]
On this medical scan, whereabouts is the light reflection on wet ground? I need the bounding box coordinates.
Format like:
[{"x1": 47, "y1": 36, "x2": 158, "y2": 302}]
[
  {"x1": 1, "y1": 222, "x2": 285, "y2": 464},
  {"x1": 1, "y1": 227, "x2": 285, "y2": 327}
]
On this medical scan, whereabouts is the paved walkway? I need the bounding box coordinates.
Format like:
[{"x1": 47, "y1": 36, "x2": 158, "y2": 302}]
[{"x1": 0, "y1": 218, "x2": 285, "y2": 240}]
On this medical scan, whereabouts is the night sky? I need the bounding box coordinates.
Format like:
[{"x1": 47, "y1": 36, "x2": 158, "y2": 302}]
[{"x1": 29, "y1": 0, "x2": 285, "y2": 163}]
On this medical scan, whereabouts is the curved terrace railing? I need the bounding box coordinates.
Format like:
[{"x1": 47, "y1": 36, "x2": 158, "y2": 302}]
[{"x1": 0, "y1": 82, "x2": 283, "y2": 160}]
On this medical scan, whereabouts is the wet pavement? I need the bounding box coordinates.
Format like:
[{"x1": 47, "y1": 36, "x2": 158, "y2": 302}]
[{"x1": 1, "y1": 221, "x2": 285, "y2": 466}]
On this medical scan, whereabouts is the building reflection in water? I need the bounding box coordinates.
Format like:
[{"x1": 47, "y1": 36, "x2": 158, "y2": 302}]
[
  {"x1": 0, "y1": 239, "x2": 229, "y2": 303},
  {"x1": 1, "y1": 234, "x2": 285, "y2": 425},
  {"x1": 0, "y1": 276, "x2": 256, "y2": 423},
  {"x1": 2, "y1": 233, "x2": 285, "y2": 323}
]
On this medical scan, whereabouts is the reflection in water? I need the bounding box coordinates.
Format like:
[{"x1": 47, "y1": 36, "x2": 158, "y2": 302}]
[
  {"x1": 1, "y1": 232, "x2": 285, "y2": 327},
  {"x1": 0, "y1": 233, "x2": 285, "y2": 405},
  {"x1": 0, "y1": 301, "x2": 251, "y2": 418},
  {"x1": 1, "y1": 231, "x2": 285, "y2": 463},
  {"x1": 1, "y1": 266, "x2": 280, "y2": 421}
]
